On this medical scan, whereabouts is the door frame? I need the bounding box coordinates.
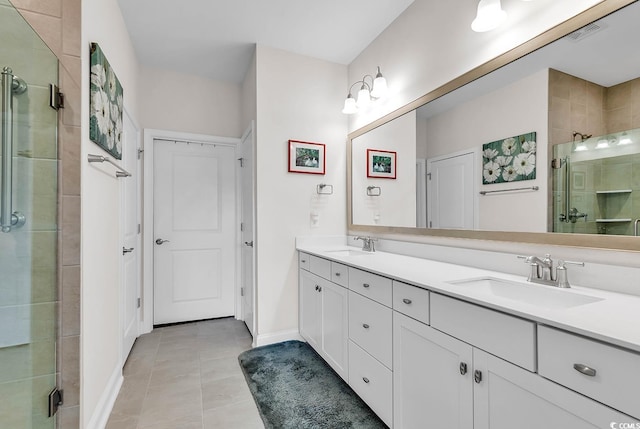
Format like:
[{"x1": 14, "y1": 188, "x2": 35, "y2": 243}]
[{"x1": 142, "y1": 129, "x2": 241, "y2": 334}]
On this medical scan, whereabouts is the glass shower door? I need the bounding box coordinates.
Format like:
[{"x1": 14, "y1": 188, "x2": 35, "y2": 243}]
[{"x1": 0, "y1": 0, "x2": 59, "y2": 427}]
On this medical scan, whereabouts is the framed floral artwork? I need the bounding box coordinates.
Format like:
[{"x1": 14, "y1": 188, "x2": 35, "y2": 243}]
[
  {"x1": 482, "y1": 132, "x2": 536, "y2": 184},
  {"x1": 288, "y1": 140, "x2": 325, "y2": 174},
  {"x1": 367, "y1": 149, "x2": 396, "y2": 179},
  {"x1": 90, "y1": 42, "x2": 124, "y2": 160}
]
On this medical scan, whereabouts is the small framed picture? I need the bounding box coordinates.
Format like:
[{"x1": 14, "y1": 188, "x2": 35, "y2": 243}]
[
  {"x1": 367, "y1": 149, "x2": 396, "y2": 179},
  {"x1": 288, "y1": 140, "x2": 326, "y2": 175}
]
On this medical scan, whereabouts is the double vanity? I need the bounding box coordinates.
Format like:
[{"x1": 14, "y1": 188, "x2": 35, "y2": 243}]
[{"x1": 297, "y1": 238, "x2": 640, "y2": 428}]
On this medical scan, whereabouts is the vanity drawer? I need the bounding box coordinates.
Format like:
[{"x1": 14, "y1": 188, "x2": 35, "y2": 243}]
[
  {"x1": 331, "y1": 262, "x2": 349, "y2": 287},
  {"x1": 349, "y1": 291, "x2": 392, "y2": 369},
  {"x1": 348, "y1": 267, "x2": 392, "y2": 307},
  {"x1": 348, "y1": 340, "x2": 393, "y2": 427},
  {"x1": 309, "y1": 255, "x2": 331, "y2": 280},
  {"x1": 393, "y1": 281, "x2": 430, "y2": 324},
  {"x1": 430, "y1": 293, "x2": 536, "y2": 371},
  {"x1": 538, "y1": 325, "x2": 640, "y2": 418},
  {"x1": 298, "y1": 252, "x2": 311, "y2": 271}
]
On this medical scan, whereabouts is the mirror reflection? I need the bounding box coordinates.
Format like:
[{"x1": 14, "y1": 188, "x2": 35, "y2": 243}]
[{"x1": 351, "y1": 2, "x2": 640, "y2": 237}]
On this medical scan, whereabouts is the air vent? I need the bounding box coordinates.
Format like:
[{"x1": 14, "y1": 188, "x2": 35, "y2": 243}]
[{"x1": 565, "y1": 22, "x2": 606, "y2": 42}]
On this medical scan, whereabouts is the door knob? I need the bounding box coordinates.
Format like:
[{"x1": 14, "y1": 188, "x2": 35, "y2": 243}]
[
  {"x1": 244, "y1": 241, "x2": 254, "y2": 247},
  {"x1": 122, "y1": 247, "x2": 134, "y2": 254},
  {"x1": 155, "y1": 238, "x2": 169, "y2": 245}
]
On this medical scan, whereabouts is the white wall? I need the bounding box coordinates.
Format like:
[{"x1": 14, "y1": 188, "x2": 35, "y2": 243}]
[
  {"x1": 139, "y1": 66, "x2": 242, "y2": 137},
  {"x1": 348, "y1": 0, "x2": 601, "y2": 131},
  {"x1": 254, "y1": 45, "x2": 347, "y2": 341},
  {"x1": 352, "y1": 111, "x2": 416, "y2": 226},
  {"x1": 241, "y1": 50, "x2": 257, "y2": 132},
  {"x1": 81, "y1": 0, "x2": 140, "y2": 426},
  {"x1": 424, "y1": 69, "x2": 549, "y2": 232}
]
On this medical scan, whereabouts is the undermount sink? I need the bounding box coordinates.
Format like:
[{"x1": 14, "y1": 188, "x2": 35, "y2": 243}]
[
  {"x1": 326, "y1": 249, "x2": 372, "y2": 257},
  {"x1": 447, "y1": 277, "x2": 603, "y2": 309}
]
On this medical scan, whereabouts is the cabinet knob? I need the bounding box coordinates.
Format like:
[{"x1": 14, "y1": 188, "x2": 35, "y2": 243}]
[
  {"x1": 459, "y1": 362, "x2": 467, "y2": 375},
  {"x1": 474, "y1": 370, "x2": 482, "y2": 384},
  {"x1": 573, "y1": 363, "x2": 596, "y2": 377},
  {"x1": 301, "y1": 259, "x2": 306, "y2": 263},
  {"x1": 402, "y1": 298, "x2": 412, "y2": 305},
  {"x1": 363, "y1": 283, "x2": 370, "y2": 288},
  {"x1": 315, "y1": 285, "x2": 319, "y2": 291},
  {"x1": 362, "y1": 323, "x2": 370, "y2": 329},
  {"x1": 362, "y1": 377, "x2": 370, "y2": 384},
  {"x1": 318, "y1": 286, "x2": 322, "y2": 292},
  {"x1": 335, "y1": 272, "x2": 341, "y2": 277}
]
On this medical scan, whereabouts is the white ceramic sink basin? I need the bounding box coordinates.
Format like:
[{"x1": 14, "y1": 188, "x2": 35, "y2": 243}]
[
  {"x1": 326, "y1": 249, "x2": 372, "y2": 257},
  {"x1": 447, "y1": 277, "x2": 603, "y2": 309}
]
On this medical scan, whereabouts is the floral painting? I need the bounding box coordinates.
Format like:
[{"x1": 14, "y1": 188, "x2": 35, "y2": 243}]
[
  {"x1": 482, "y1": 132, "x2": 536, "y2": 184},
  {"x1": 90, "y1": 43, "x2": 123, "y2": 160}
]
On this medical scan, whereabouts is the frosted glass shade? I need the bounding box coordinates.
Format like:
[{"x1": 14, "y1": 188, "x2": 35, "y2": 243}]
[
  {"x1": 357, "y1": 87, "x2": 371, "y2": 107},
  {"x1": 342, "y1": 96, "x2": 358, "y2": 114},
  {"x1": 472, "y1": 0, "x2": 507, "y2": 32},
  {"x1": 371, "y1": 76, "x2": 388, "y2": 98}
]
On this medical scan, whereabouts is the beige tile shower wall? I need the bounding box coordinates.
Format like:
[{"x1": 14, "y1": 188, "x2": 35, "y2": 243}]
[
  {"x1": 605, "y1": 77, "x2": 640, "y2": 134},
  {"x1": 12, "y1": 0, "x2": 81, "y2": 427}
]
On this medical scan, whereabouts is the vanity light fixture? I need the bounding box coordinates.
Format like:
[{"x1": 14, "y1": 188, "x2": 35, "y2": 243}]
[
  {"x1": 471, "y1": 0, "x2": 507, "y2": 32},
  {"x1": 342, "y1": 66, "x2": 388, "y2": 114}
]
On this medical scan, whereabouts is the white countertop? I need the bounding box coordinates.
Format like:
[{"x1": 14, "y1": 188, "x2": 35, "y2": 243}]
[{"x1": 297, "y1": 243, "x2": 640, "y2": 353}]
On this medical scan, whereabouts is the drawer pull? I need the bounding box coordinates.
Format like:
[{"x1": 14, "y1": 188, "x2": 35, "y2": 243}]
[
  {"x1": 362, "y1": 323, "x2": 370, "y2": 329},
  {"x1": 363, "y1": 283, "x2": 370, "y2": 288},
  {"x1": 573, "y1": 363, "x2": 596, "y2": 377},
  {"x1": 459, "y1": 362, "x2": 467, "y2": 375},
  {"x1": 362, "y1": 377, "x2": 370, "y2": 384},
  {"x1": 402, "y1": 298, "x2": 412, "y2": 305},
  {"x1": 301, "y1": 259, "x2": 306, "y2": 263},
  {"x1": 335, "y1": 272, "x2": 341, "y2": 277},
  {"x1": 474, "y1": 370, "x2": 482, "y2": 384}
]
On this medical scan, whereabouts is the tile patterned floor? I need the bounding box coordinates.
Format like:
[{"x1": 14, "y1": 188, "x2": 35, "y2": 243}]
[{"x1": 106, "y1": 318, "x2": 264, "y2": 429}]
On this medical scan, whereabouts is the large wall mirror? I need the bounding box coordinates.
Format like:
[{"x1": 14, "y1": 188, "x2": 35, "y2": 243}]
[{"x1": 348, "y1": 0, "x2": 640, "y2": 251}]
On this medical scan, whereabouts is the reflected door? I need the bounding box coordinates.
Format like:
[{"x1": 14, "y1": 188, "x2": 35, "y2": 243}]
[
  {"x1": 427, "y1": 152, "x2": 476, "y2": 229},
  {"x1": 0, "y1": 2, "x2": 59, "y2": 428}
]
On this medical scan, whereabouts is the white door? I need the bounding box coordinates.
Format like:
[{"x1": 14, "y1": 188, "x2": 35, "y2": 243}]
[
  {"x1": 393, "y1": 312, "x2": 473, "y2": 429},
  {"x1": 427, "y1": 151, "x2": 475, "y2": 229},
  {"x1": 299, "y1": 270, "x2": 321, "y2": 350},
  {"x1": 121, "y1": 110, "x2": 140, "y2": 362},
  {"x1": 320, "y1": 280, "x2": 348, "y2": 380},
  {"x1": 153, "y1": 139, "x2": 236, "y2": 324},
  {"x1": 240, "y1": 126, "x2": 255, "y2": 335}
]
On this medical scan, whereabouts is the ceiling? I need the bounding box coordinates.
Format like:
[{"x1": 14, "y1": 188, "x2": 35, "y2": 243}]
[{"x1": 117, "y1": 0, "x2": 415, "y2": 83}]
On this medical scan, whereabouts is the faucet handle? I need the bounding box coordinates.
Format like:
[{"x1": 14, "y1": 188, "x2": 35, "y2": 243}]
[{"x1": 556, "y1": 260, "x2": 585, "y2": 288}]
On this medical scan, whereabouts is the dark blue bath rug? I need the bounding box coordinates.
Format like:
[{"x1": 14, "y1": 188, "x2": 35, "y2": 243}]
[{"x1": 238, "y1": 340, "x2": 387, "y2": 429}]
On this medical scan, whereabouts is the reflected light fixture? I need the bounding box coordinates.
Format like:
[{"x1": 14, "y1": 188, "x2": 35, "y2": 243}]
[
  {"x1": 572, "y1": 131, "x2": 591, "y2": 152},
  {"x1": 595, "y1": 138, "x2": 610, "y2": 149},
  {"x1": 618, "y1": 132, "x2": 632, "y2": 145},
  {"x1": 342, "y1": 66, "x2": 388, "y2": 114},
  {"x1": 471, "y1": 0, "x2": 507, "y2": 32}
]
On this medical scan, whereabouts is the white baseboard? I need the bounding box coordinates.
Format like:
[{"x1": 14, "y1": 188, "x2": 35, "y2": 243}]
[
  {"x1": 255, "y1": 329, "x2": 303, "y2": 347},
  {"x1": 85, "y1": 365, "x2": 123, "y2": 429}
]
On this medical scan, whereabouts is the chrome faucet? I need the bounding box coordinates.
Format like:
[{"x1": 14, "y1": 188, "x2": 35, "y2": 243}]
[
  {"x1": 354, "y1": 236, "x2": 377, "y2": 252},
  {"x1": 517, "y1": 254, "x2": 584, "y2": 288}
]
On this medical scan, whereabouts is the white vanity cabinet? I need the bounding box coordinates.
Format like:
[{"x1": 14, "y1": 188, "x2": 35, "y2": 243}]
[{"x1": 299, "y1": 253, "x2": 349, "y2": 381}]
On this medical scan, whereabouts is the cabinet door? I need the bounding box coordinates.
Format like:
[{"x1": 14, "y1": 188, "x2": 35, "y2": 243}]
[
  {"x1": 321, "y1": 280, "x2": 348, "y2": 380},
  {"x1": 473, "y1": 349, "x2": 638, "y2": 429},
  {"x1": 393, "y1": 312, "x2": 473, "y2": 429},
  {"x1": 299, "y1": 269, "x2": 321, "y2": 350}
]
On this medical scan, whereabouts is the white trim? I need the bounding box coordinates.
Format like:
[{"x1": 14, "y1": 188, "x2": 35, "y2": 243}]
[
  {"x1": 85, "y1": 366, "x2": 123, "y2": 429},
  {"x1": 142, "y1": 129, "x2": 241, "y2": 333},
  {"x1": 255, "y1": 329, "x2": 303, "y2": 347}
]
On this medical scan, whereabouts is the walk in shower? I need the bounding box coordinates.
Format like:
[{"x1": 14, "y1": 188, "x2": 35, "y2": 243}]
[
  {"x1": 0, "y1": 0, "x2": 59, "y2": 427},
  {"x1": 552, "y1": 128, "x2": 640, "y2": 236}
]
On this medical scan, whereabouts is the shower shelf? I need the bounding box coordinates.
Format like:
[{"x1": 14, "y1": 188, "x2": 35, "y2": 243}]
[
  {"x1": 595, "y1": 190, "x2": 632, "y2": 194},
  {"x1": 595, "y1": 218, "x2": 632, "y2": 223}
]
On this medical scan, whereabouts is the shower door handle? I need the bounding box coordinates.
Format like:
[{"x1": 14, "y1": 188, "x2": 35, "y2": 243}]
[{"x1": 1, "y1": 67, "x2": 27, "y2": 233}]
